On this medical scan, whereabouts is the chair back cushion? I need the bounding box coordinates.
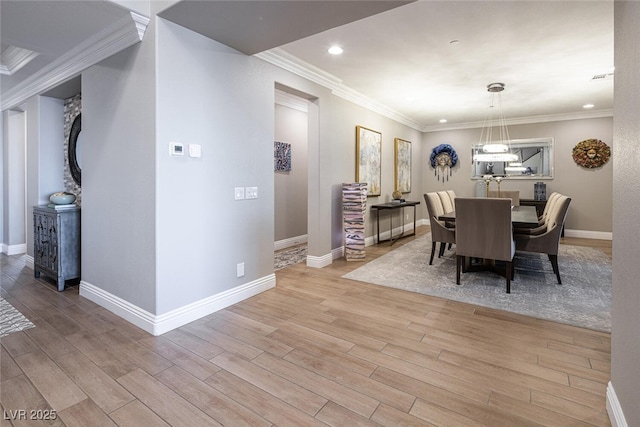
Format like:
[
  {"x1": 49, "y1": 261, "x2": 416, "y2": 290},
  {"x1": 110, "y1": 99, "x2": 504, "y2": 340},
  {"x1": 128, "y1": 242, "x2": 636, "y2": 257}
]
[
  {"x1": 454, "y1": 197, "x2": 515, "y2": 262},
  {"x1": 425, "y1": 192, "x2": 445, "y2": 218},
  {"x1": 446, "y1": 190, "x2": 456, "y2": 204},
  {"x1": 437, "y1": 191, "x2": 454, "y2": 213}
]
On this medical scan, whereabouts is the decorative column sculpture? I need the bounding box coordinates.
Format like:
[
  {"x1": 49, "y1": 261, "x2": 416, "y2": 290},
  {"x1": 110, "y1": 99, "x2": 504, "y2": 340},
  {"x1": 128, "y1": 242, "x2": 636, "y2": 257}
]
[{"x1": 343, "y1": 183, "x2": 367, "y2": 261}]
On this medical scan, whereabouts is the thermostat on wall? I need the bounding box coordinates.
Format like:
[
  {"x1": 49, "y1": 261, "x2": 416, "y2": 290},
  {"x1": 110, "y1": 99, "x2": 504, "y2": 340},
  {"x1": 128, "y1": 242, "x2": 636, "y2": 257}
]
[{"x1": 169, "y1": 142, "x2": 184, "y2": 156}]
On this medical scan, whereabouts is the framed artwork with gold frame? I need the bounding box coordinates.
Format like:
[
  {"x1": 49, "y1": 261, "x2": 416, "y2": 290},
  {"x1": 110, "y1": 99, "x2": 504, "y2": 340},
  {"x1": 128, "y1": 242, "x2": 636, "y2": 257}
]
[
  {"x1": 356, "y1": 125, "x2": 382, "y2": 196},
  {"x1": 394, "y1": 138, "x2": 411, "y2": 193}
]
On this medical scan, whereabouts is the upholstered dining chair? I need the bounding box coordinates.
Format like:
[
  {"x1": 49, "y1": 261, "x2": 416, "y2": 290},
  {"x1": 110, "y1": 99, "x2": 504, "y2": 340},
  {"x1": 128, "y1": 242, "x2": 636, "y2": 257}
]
[
  {"x1": 515, "y1": 195, "x2": 571, "y2": 284},
  {"x1": 514, "y1": 191, "x2": 561, "y2": 235},
  {"x1": 424, "y1": 193, "x2": 456, "y2": 265},
  {"x1": 454, "y1": 197, "x2": 515, "y2": 293},
  {"x1": 488, "y1": 190, "x2": 520, "y2": 206},
  {"x1": 538, "y1": 192, "x2": 560, "y2": 222}
]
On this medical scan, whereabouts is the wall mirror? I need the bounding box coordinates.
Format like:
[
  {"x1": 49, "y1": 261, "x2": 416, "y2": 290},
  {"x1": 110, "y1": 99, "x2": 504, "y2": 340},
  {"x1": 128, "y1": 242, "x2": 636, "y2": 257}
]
[
  {"x1": 471, "y1": 137, "x2": 554, "y2": 179},
  {"x1": 69, "y1": 113, "x2": 82, "y2": 186}
]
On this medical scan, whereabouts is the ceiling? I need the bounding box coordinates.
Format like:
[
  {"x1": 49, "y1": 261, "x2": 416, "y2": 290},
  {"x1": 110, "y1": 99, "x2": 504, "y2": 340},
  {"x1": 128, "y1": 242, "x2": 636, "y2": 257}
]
[{"x1": 1, "y1": 1, "x2": 614, "y2": 131}]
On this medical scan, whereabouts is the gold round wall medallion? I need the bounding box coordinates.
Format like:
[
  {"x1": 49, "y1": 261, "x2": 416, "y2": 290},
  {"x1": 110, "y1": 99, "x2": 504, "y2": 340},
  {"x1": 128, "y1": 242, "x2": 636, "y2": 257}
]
[{"x1": 572, "y1": 139, "x2": 610, "y2": 169}]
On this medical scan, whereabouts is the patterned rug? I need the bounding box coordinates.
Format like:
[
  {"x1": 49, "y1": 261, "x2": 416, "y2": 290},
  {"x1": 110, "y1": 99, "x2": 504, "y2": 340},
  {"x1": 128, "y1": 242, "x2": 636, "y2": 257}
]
[
  {"x1": 275, "y1": 245, "x2": 307, "y2": 270},
  {"x1": 343, "y1": 234, "x2": 611, "y2": 332},
  {"x1": 0, "y1": 297, "x2": 35, "y2": 337}
]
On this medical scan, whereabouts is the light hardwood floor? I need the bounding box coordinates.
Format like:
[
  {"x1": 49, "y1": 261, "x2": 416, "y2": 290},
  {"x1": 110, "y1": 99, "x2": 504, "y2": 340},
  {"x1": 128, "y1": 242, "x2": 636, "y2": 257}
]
[{"x1": 1, "y1": 226, "x2": 612, "y2": 426}]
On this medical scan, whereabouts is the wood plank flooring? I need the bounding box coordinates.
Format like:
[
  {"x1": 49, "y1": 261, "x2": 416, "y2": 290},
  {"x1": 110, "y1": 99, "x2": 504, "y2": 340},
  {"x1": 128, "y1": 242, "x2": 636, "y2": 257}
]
[{"x1": 1, "y1": 226, "x2": 612, "y2": 426}]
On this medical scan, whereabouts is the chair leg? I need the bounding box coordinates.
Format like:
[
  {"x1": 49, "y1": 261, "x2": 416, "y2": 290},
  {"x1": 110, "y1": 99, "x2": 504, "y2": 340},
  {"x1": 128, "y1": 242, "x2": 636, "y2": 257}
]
[
  {"x1": 429, "y1": 242, "x2": 436, "y2": 265},
  {"x1": 456, "y1": 256, "x2": 462, "y2": 284},
  {"x1": 548, "y1": 254, "x2": 562, "y2": 284},
  {"x1": 506, "y1": 261, "x2": 512, "y2": 293},
  {"x1": 439, "y1": 242, "x2": 446, "y2": 257}
]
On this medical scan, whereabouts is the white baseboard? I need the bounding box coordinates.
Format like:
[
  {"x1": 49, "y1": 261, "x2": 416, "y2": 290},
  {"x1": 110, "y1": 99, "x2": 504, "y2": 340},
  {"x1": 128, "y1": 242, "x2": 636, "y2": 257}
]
[
  {"x1": 307, "y1": 252, "x2": 333, "y2": 268},
  {"x1": 24, "y1": 255, "x2": 34, "y2": 270},
  {"x1": 79, "y1": 274, "x2": 276, "y2": 336},
  {"x1": 274, "y1": 234, "x2": 308, "y2": 251},
  {"x1": 1, "y1": 243, "x2": 26, "y2": 255},
  {"x1": 564, "y1": 229, "x2": 612, "y2": 240},
  {"x1": 607, "y1": 381, "x2": 628, "y2": 427}
]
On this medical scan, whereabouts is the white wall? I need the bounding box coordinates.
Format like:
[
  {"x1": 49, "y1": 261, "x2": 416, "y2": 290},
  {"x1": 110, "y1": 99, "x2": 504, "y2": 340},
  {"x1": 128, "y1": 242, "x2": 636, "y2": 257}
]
[
  {"x1": 2, "y1": 110, "x2": 26, "y2": 252},
  {"x1": 81, "y1": 24, "x2": 158, "y2": 312},
  {"x1": 154, "y1": 19, "x2": 277, "y2": 314},
  {"x1": 274, "y1": 102, "x2": 308, "y2": 244},
  {"x1": 24, "y1": 95, "x2": 65, "y2": 256},
  {"x1": 610, "y1": 2, "x2": 640, "y2": 426}
]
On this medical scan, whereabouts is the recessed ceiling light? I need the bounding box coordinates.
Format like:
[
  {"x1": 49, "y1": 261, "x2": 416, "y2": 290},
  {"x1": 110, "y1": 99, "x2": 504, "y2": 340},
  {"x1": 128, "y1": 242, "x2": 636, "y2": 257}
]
[
  {"x1": 439, "y1": 119, "x2": 448, "y2": 123},
  {"x1": 583, "y1": 103, "x2": 595, "y2": 109},
  {"x1": 328, "y1": 46, "x2": 343, "y2": 55}
]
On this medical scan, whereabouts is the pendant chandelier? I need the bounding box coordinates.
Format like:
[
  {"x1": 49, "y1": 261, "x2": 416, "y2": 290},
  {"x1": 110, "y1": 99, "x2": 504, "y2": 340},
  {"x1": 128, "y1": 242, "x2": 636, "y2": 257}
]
[{"x1": 474, "y1": 82, "x2": 519, "y2": 163}]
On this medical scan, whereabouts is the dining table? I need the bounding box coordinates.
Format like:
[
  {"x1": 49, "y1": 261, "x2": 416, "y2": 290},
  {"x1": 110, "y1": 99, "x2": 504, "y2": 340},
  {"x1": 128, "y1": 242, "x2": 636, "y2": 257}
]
[{"x1": 438, "y1": 205, "x2": 539, "y2": 228}]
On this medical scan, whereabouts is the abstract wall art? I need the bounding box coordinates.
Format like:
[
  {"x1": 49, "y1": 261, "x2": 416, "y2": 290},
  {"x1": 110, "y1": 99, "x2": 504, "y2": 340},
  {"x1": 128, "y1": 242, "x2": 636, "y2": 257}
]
[
  {"x1": 274, "y1": 141, "x2": 292, "y2": 172},
  {"x1": 356, "y1": 125, "x2": 382, "y2": 196}
]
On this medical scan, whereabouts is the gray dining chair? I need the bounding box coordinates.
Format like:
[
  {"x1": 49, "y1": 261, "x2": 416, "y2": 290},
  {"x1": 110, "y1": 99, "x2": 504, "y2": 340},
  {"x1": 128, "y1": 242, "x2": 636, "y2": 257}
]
[
  {"x1": 454, "y1": 197, "x2": 515, "y2": 293},
  {"x1": 424, "y1": 193, "x2": 456, "y2": 265},
  {"x1": 515, "y1": 195, "x2": 571, "y2": 284}
]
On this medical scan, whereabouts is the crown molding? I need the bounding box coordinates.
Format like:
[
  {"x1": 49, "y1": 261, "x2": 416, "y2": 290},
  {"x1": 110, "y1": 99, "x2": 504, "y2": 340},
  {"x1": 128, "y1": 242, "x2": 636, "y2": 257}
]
[
  {"x1": 0, "y1": 46, "x2": 40, "y2": 76},
  {"x1": 257, "y1": 48, "x2": 424, "y2": 131},
  {"x1": 1, "y1": 11, "x2": 150, "y2": 111},
  {"x1": 422, "y1": 109, "x2": 614, "y2": 133}
]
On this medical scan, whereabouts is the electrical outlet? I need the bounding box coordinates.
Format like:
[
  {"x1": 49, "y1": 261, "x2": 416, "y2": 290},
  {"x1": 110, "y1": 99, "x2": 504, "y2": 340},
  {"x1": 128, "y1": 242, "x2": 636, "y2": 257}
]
[{"x1": 237, "y1": 262, "x2": 245, "y2": 277}]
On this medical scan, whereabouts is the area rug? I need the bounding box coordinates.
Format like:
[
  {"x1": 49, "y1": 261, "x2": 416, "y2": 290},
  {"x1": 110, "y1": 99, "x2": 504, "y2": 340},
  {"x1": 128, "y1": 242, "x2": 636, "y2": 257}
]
[
  {"x1": 0, "y1": 297, "x2": 35, "y2": 338},
  {"x1": 343, "y1": 234, "x2": 611, "y2": 332},
  {"x1": 275, "y1": 245, "x2": 307, "y2": 270}
]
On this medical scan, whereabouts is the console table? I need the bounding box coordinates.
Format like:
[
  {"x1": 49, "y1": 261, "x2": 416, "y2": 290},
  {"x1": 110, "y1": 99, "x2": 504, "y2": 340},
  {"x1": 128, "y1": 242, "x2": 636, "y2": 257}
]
[{"x1": 371, "y1": 201, "x2": 420, "y2": 245}]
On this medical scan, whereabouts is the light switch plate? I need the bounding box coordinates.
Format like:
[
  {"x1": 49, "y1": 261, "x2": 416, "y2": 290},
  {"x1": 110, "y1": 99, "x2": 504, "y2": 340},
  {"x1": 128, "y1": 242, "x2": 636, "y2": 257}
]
[
  {"x1": 245, "y1": 186, "x2": 258, "y2": 199},
  {"x1": 234, "y1": 187, "x2": 245, "y2": 200}
]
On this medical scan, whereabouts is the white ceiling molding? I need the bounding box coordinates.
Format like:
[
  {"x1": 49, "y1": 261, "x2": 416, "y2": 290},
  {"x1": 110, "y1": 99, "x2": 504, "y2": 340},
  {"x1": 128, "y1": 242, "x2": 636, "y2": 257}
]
[
  {"x1": 422, "y1": 109, "x2": 615, "y2": 133},
  {"x1": 258, "y1": 48, "x2": 423, "y2": 131},
  {"x1": 1, "y1": 11, "x2": 150, "y2": 111},
  {"x1": 259, "y1": 48, "x2": 613, "y2": 134},
  {"x1": 0, "y1": 46, "x2": 40, "y2": 76}
]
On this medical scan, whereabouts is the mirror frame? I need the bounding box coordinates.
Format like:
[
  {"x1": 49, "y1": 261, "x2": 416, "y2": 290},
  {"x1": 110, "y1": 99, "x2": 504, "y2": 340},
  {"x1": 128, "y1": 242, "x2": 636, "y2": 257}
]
[
  {"x1": 69, "y1": 113, "x2": 81, "y2": 186},
  {"x1": 471, "y1": 137, "x2": 554, "y2": 180}
]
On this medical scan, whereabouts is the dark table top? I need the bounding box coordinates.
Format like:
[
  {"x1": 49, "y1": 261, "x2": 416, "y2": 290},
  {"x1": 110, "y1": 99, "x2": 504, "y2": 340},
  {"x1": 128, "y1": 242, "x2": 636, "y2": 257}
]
[
  {"x1": 371, "y1": 201, "x2": 420, "y2": 209},
  {"x1": 439, "y1": 205, "x2": 539, "y2": 227}
]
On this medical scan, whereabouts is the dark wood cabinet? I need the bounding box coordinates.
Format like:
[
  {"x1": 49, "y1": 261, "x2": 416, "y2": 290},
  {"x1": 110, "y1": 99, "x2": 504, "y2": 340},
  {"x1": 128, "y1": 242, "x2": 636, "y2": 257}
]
[{"x1": 33, "y1": 206, "x2": 80, "y2": 291}]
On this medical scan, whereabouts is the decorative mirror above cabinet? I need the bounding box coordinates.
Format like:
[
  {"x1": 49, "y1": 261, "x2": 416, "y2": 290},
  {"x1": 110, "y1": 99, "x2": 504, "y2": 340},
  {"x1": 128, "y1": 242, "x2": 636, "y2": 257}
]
[{"x1": 471, "y1": 137, "x2": 554, "y2": 179}]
